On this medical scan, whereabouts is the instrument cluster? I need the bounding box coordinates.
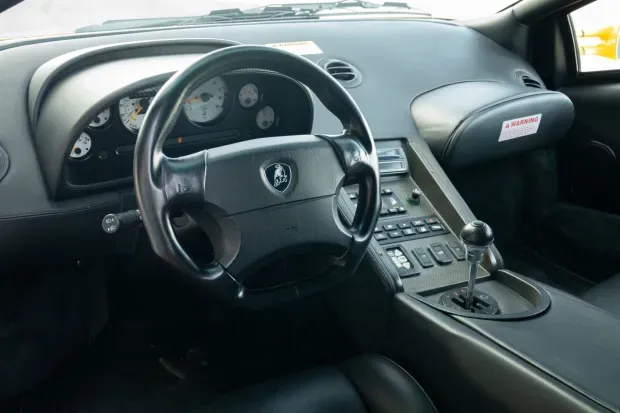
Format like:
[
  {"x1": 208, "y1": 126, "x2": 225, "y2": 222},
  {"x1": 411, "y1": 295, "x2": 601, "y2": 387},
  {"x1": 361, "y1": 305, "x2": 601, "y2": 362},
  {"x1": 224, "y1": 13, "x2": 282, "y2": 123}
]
[{"x1": 65, "y1": 72, "x2": 312, "y2": 186}]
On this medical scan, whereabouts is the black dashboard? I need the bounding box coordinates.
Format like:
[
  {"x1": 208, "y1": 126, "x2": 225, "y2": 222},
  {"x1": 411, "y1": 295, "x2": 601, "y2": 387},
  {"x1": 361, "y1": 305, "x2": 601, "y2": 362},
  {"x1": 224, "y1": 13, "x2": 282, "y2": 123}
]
[{"x1": 0, "y1": 18, "x2": 544, "y2": 263}]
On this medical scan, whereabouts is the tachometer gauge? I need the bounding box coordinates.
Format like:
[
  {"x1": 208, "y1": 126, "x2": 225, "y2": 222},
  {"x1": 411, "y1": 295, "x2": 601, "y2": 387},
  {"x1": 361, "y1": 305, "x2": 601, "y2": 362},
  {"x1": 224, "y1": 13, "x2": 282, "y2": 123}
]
[
  {"x1": 70, "y1": 132, "x2": 92, "y2": 159},
  {"x1": 238, "y1": 83, "x2": 259, "y2": 108},
  {"x1": 183, "y1": 77, "x2": 228, "y2": 124},
  {"x1": 256, "y1": 106, "x2": 275, "y2": 130},
  {"x1": 88, "y1": 108, "x2": 111, "y2": 129},
  {"x1": 118, "y1": 86, "x2": 160, "y2": 133}
]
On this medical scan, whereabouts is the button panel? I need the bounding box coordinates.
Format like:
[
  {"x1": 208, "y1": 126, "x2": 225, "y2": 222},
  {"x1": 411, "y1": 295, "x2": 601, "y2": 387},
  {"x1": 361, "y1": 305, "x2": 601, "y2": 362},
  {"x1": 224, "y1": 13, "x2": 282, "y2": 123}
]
[
  {"x1": 374, "y1": 215, "x2": 449, "y2": 245},
  {"x1": 347, "y1": 188, "x2": 408, "y2": 218},
  {"x1": 385, "y1": 246, "x2": 420, "y2": 278}
]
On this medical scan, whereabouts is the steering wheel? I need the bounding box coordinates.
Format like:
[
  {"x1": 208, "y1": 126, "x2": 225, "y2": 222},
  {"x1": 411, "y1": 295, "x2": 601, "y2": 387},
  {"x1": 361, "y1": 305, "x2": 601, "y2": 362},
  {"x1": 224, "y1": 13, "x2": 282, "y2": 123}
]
[{"x1": 134, "y1": 45, "x2": 380, "y2": 308}]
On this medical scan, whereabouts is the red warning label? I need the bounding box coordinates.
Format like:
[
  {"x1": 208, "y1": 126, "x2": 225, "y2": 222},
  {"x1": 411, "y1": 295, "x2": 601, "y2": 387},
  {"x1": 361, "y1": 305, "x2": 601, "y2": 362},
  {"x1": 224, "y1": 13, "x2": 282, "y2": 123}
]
[{"x1": 498, "y1": 114, "x2": 542, "y2": 142}]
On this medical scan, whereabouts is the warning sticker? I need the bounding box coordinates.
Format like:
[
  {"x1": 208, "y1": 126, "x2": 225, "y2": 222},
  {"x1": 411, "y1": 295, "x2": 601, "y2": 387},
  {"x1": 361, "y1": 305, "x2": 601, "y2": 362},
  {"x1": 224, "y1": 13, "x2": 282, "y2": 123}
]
[
  {"x1": 265, "y1": 41, "x2": 323, "y2": 56},
  {"x1": 498, "y1": 114, "x2": 542, "y2": 142}
]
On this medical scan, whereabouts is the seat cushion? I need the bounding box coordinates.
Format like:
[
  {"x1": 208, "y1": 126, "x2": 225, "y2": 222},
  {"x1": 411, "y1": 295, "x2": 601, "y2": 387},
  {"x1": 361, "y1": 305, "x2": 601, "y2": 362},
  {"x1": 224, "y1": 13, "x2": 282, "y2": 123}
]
[
  {"x1": 580, "y1": 273, "x2": 620, "y2": 316},
  {"x1": 200, "y1": 354, "x2": 437, "y2": 413}
]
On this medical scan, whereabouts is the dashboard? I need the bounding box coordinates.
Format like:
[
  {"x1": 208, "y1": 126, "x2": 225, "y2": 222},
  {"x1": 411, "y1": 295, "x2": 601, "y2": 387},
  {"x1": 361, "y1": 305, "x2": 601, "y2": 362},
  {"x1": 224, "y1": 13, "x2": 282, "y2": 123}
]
[
  {"x1": 0, "y1": 18, "x2": 544, "y2": 263},
  {"x1": 65, "y1": 72, "x2": 312, "y2": 186}
]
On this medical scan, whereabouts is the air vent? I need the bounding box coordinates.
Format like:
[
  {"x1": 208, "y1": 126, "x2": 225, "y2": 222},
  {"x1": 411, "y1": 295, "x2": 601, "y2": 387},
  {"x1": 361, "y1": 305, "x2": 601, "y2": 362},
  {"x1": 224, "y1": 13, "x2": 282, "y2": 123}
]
[
  {"x1": 321, "y1": 59, "x2": 362, "y2": 88},
  {"x1": 521, "y1": 75, "x2": 542, "y2": 89}
]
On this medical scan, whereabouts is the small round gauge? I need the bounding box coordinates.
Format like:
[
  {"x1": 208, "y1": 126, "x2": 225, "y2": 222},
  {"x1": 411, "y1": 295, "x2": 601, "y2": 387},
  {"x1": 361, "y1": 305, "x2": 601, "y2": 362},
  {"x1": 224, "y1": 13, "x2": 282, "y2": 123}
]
[
  {"x1": 70, "y1": 132, "x2": 92, "y2": 159},
  {"x1": 88, "y1": 108, "x2": 111, "y2": 129},
  {"x1": 256, "y1": 106, "x2": 276, "y2": 130},
  {"x1": 238, "y1": 83, "x2": 259, "y2": 108},
  {"x1": 118, "y1": 86, "x2": 160, "y2": 133},
  {"x1": 183, "y1": 77, "x2": 228, "y2": 124}
]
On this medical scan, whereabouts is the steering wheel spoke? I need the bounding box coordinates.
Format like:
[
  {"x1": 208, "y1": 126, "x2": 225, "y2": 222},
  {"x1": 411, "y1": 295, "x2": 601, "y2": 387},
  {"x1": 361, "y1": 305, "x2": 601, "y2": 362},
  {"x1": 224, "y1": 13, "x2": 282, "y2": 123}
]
[{"x1": 159, "y1": 150, "x2": 207, "y2": 206}]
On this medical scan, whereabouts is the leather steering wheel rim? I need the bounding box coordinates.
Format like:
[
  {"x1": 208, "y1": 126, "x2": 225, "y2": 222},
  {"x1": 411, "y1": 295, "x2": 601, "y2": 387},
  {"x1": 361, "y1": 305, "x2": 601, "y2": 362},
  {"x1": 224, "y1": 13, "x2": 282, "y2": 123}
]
[{"x1": 134, "y1": 45, "x2": 380, "y2": 308}]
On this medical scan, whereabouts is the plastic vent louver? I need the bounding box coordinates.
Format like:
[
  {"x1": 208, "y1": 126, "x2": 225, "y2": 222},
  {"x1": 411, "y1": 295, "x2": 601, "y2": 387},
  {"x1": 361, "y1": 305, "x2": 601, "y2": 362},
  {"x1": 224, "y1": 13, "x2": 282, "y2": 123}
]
[
  {"x1": 321, "y1": 59, "x2": 362, "y2": 88},
  {"x1": 521, "y1": 75, "x2": 542, "y2": 88}
]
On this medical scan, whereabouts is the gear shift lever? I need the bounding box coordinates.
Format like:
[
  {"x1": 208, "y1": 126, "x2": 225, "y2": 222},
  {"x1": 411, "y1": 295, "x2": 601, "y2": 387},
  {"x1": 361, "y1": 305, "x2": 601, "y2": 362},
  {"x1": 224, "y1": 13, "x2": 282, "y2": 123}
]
[{"x1": 460, "y1": 220, "x2": 494, "y2": 310}]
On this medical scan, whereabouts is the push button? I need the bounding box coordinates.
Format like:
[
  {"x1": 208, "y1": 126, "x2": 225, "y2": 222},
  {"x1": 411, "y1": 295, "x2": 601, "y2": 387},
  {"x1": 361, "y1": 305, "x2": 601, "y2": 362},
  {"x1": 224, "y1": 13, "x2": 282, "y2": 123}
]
[
  {"x1": 447, "y1": 241, "x2": 466, "y2": 260},
  {"x1": 388, "y1": 208, "x2": 399, "y2": 215},
  {"x1": 413, "y1": 247, "x2": 434, "y2": 268},
  {"x1": 374, "y1": 226, "x2": 382, "y2": 233},
  {"x1": 429, "y1": 243, "x2": 453, "y2": 265},
  {"x1": 397, "y1": 206, "x2": 407, "y2": 213},
  {"x1": 412, "y1": 219, "x2": 425, "y2": 227},
  {"x1": 382, "y1": 188, "x2": 393, "y2": 195},
  {"x1": 398, "y1": 222, "x2": 411, "y2": 229},
  {"x1": 425, "y1": 217, "x2": 439, "y2": 225},
  {"x1": 388, "y1": 231, "x2": 403, "y2": 239},
  {"x1": 348, "y1": 193, "x2": 358, "y2": 200},
  {"x1": 380, "y1": 208, "x2": 389, "y2": 217},
  {"x1": 375, "y1": 233, "x2": 387, "y2": 241},
  {"x1": 403, "y1": 228, "x2": 415, "y2": 236},
  {"x1": 430, "y1": 224, "x2": 444, "y2": 231},
  {"x1": 416, "y1": 226, "x2": 429, "y2": 234},
  {"x1": 383, "y1": 223, "x2": 397, "y2": 231}
]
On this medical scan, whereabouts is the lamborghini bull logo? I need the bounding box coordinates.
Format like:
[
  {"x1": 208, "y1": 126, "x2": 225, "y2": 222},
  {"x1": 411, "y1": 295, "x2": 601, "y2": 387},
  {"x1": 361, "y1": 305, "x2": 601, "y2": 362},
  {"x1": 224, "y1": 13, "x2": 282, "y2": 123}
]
[
  {"x1": 273, "y1": 164, "x2": 288, "y2": 187},
  {"x1": 264, "y1": 162, "x2": 292, "y2": 193}
]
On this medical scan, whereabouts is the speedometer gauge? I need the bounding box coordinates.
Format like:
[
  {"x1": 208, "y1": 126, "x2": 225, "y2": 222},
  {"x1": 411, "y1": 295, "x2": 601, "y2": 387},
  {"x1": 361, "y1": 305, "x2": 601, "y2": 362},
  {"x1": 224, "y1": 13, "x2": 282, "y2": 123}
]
[
  {"x1": 118, "y1": 86, "x2": 159, "y2": 133},
  {"x1": 183, "y1": 77, "x2": 228, "y2": 124},
  {"x1": 238, "y1": 83, "x2": 259, "y2": 108},
  {"x1": 89, "y1": 108, "x2": 111, "y2": 129},
  {"x1": 70, "y1": 132, "x2": 92, "y2": 159}
]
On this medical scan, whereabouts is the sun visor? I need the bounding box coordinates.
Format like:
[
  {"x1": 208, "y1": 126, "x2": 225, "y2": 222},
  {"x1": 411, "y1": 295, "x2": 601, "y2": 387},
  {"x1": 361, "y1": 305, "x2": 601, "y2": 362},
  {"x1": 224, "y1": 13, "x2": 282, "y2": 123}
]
[{"x1": 410, "y1": 81, "x2": 574, "y2": 169}]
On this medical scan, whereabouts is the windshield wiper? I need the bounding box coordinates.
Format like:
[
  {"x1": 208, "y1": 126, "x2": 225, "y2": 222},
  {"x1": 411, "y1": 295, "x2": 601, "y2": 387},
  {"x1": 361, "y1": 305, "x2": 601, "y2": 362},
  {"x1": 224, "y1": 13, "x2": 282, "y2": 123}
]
[{"x1": 75, "y1": 1, "x2": 431, "y2": 33}]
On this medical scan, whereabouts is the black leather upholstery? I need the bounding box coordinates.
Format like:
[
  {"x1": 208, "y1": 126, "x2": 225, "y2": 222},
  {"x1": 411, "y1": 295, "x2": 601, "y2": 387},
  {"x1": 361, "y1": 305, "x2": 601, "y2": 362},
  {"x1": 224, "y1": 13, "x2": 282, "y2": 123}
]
[
  {"x1": 201, "y1": 355, "x2": 437, "y2": 413},
  {"x1": 580, "y1": 273, "x2": 620, "y2": 316}
]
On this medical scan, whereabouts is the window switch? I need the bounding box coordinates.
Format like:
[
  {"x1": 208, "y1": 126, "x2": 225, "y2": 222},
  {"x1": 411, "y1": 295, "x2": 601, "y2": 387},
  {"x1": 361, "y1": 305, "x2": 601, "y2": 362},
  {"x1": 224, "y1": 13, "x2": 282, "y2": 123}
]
[
  {"x1": 413, "y1": 247, "x2": 434, "y2": 268},
  {"x1": 428, "y1": 243, "x2": 453, "y2": 265},
  {"x1": 447, "y1": 241, "x2": 466, "y2": 261},
  {"x1": 385, "y1": 246, "x2": 419, "y2": 278}
]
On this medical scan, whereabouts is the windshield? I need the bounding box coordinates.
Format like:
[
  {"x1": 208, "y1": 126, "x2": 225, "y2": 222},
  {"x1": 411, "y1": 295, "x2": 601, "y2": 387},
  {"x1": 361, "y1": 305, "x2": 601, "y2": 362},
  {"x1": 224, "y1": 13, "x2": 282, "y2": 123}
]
[{"x1": 0, "y1": 0, "x2": 518, "y2": 40}]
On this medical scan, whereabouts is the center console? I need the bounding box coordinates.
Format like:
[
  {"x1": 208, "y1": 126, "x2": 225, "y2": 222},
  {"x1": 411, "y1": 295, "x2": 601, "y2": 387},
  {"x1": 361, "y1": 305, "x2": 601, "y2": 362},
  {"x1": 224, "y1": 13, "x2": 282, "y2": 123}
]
[
  {"x1": 341, "y1": 139, "x2": 549, "y2": 321},
  {"x1": 353, "y1": 137, "x2": 620, "y2": 413}
]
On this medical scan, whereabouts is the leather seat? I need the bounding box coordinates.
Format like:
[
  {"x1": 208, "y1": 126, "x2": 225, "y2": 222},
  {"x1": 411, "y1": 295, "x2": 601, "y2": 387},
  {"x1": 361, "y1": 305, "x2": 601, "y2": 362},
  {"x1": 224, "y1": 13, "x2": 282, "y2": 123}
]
[
  {"x1": 580, "y1": 274, "x2": 620, "y2": 316},
  {"x1": 201, "y1": 354, "x2": 437, "y2": 413}
]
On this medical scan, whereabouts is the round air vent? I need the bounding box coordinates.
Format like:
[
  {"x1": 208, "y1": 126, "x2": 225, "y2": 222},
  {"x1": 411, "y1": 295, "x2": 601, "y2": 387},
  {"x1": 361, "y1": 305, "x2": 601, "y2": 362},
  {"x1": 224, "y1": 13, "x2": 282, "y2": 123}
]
[{"x1": 321, "y1": 59, "x2": 362, "y2": 88}]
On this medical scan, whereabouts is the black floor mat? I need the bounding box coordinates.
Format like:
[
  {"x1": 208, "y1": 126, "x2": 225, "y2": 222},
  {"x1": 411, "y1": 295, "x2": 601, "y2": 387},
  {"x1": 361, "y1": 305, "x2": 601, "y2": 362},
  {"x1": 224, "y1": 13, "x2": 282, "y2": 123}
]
[{"x1": 8, "y1": 295, "x2": 357, "y2": 413}]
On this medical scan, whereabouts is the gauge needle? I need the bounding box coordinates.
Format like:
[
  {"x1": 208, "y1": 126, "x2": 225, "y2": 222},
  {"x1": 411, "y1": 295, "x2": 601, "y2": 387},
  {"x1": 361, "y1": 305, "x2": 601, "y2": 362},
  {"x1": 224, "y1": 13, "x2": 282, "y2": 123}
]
[
  {"x1": 129, "y1": 106, "x2": 143, "y2": 121},
  {"x1": 185, "y1": 97, "x2": 200, "y2": 104}
]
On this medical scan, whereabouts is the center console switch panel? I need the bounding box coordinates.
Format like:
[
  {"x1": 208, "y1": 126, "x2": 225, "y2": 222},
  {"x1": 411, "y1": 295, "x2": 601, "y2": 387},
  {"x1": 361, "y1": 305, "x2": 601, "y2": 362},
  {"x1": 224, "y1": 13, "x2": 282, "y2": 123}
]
[{"x1": 374, "y1": 215, "x2": 448, "y2": 244}]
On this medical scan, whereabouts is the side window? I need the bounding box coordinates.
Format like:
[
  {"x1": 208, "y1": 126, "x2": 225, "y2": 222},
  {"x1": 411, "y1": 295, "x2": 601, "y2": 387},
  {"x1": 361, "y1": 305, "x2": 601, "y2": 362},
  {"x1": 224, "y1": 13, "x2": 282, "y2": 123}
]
[{"x1": 571, "y1": 0, "x2": 620, "y2": 72}]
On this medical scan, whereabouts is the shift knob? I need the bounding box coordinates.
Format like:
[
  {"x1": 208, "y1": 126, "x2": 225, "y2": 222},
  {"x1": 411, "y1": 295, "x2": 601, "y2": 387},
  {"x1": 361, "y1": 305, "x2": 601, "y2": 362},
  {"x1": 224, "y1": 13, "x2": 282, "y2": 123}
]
[{"x1": 460, "y1": 220, "x2": 494, "y2": 249}]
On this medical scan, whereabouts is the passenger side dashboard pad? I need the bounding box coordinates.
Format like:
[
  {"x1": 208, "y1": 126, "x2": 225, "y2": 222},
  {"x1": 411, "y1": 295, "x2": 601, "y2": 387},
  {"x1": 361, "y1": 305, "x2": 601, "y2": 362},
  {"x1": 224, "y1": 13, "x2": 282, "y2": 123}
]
[{"x1": 411, "y1": 81, "x2": 574, "y2": 169}]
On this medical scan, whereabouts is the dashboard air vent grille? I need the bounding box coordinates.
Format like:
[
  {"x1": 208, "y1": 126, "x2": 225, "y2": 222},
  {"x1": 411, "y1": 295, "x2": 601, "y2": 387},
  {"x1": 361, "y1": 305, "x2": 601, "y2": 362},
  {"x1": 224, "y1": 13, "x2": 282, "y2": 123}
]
[
  {"x1": 521, "y1": 75, "x2": 542, "y2": 88},
  {"x1": 321, "y1": 59, "x2": 362, "y2": 88}
]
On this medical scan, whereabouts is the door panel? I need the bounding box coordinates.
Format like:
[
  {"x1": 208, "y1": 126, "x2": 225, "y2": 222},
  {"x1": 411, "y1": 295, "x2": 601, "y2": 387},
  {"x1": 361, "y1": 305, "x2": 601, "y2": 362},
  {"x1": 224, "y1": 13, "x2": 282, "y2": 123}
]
[{"x1": 558, "y1": 85, "x2": 620, "y2": 215}]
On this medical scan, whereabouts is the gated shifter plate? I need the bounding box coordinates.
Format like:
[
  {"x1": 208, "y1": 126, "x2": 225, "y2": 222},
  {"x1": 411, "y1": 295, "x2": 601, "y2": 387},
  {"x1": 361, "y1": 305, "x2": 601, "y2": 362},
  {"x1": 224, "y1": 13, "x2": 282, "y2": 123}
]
[{"x1": 439, "y1": 287, "x2": 500, "y2": 315}]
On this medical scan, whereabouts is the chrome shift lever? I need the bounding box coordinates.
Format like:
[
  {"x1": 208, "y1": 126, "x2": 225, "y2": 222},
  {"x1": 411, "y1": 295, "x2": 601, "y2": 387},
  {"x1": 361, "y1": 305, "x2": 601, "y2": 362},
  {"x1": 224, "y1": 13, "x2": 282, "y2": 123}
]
[{"x1": 460, "y1": 221, "x2": 494, "y2": 310}]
